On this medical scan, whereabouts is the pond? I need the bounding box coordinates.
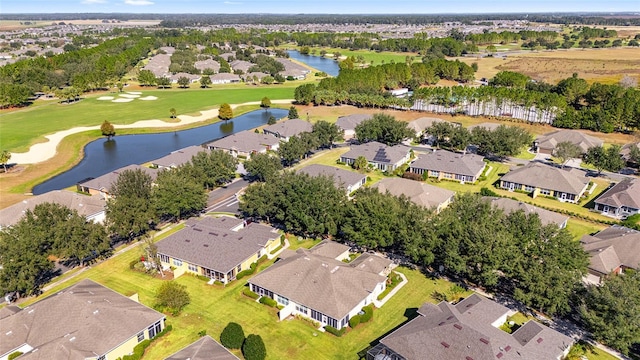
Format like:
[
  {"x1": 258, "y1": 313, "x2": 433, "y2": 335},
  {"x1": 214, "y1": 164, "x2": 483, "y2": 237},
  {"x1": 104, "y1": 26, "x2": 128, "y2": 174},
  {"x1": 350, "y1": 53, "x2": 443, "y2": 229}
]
[
  {"x1": 287, "y1": 50, "x2": 340, "y2": 77},
  {"x1": 33, "y1": 108, "x2": 288, "y2": 194}
]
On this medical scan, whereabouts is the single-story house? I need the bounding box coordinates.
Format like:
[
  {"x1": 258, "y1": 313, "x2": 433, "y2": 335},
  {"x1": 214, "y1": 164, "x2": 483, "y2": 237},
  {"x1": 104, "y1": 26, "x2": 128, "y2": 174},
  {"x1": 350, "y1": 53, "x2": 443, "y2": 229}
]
[
  {"x1": 407, "y1": 117, "x2": 452, "y2": 140},
  {"x1": 242, "y1": 72, "x2": 270, "y2": 82},
  {"x1": 409, "y1": 150, "x2": 486, "y2": 184},
  {"x1": 580, "y1": 225, "x2": 640, "y2": 285},
  {"x1": 229, "y1": 60, "x2": 253, "y2": 73},
  {"x1": 275, "y1": 58, "x2": 311, "y2": 74},
  {"x1": 593, "y1": 178, "x2": 640, "y2": 218},
  {"x1": 248, "y1": 243, "x2": 391, "y2": 330},
  {"x1": 210, "y1": 73, "x2": 241, "y2": 84},
  {"x1": 373, "y1": 177, "x2": 455, "y2": 213},
  {"x1": 367, "y1": 293, "x2": 573, "y2": 360},
  {"x1": 263, "y1": 118, "x2": 313, "y2": 141},
  {"x1": 297, "y1": 164, "x2": 367, "y2": 195},
  {"x1": 204, "y1": 130, "x2": 280, "y2": 159},
  {"x1": 164, "y1": 335, "x2": 239, "y2": 360},
  {"x1": 156, "y1": 216, "x2": 281, "y2": 284},
  {"x1": 340, "y1": 141, "x2": 411, "y2": 172},
  {"x1": 151, "y1": 145, "x2": 209, "y2": 169},
  {"x1": 484, "y1": 197, "x2": 569, "y2": 228},
  {"x1": 499, "y1": 162, "x2": 590, "y2": 203},
  {"x1": 0, "y1": 279, "x2": 165, "y2": 360},
  {"x1": 77, "y1": 164, "x2": 159, "y2": 199},
  {"x1": 336, "y1": 114, "x2": 372, "y2": 140},
  {"x1": 0, "y1": 190, "x2": 106, "y2": 229},
  {"x1": 194, "y1": 59, "x2": 220, "y2": 73},
  {"x1": 534, "y1": 129, "x2": 603, "y2": 155},
  {"x1": 279, "y1": 69, "x2": 307, "y2": 80},
  {"x1": 621, "y1": 142, "x2": 640, "y2": 164},
  {"x1": 170, "y1": 72, "x2": 201, "y2": 84}
]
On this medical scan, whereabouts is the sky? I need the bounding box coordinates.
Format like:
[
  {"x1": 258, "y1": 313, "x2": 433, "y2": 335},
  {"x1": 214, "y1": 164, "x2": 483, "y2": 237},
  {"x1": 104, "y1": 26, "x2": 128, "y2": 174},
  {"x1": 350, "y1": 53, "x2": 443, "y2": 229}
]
[{"x1": 1, "y1": 0, "x2": 638, "y2": 14}]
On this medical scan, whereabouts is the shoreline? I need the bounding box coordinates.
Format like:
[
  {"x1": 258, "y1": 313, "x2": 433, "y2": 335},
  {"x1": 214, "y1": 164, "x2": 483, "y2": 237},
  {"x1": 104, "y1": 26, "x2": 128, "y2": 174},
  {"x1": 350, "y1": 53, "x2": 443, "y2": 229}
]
[{"x1": 10, "y1": 99, "x2": 293, "y2": 164}]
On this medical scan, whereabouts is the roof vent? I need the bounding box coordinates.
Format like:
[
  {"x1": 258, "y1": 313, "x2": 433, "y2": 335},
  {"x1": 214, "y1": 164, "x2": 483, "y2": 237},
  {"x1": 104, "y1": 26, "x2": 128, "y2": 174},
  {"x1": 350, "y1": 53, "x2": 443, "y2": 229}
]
[
  {"x1": 209, "y1": 232, "x2": 218, "y2": 236},
  {"x1": 69, "y1": 337, "x2": 76, "y2": 342},
  {"x1": 93, "y1": 310, "x2": 99, "y2": 315},
  {"x1": 536, "y1": 337, "x2": 543, "y2": 343},
  {"x1": 438, "y1": 321, "x2": 446, "y2": 326},
  {"x1": 185, "y1": 239, "x2": 190, "y2": 243},
  {"x1": 6, "y1": 331, "x2": 12, "y2": 336},
  {"x1": 480, "y1": 338, "x2": 489, "y2": 345},
  {"x1": 496, "y1": 353, "x2": 503, "y2": 359},
  {"x1": 441, "y1": 341, "x2": 450, "y2": 348},
  {"x1": 203, "y1": 244, "x2": 209, "y2": 247},
  {"x1": 504, "y1": 346, "x2": 511, "y2": 352},
  {"x1": 466, "y1": 357, "x2": 474, "y2": 360},
  {"x1": 454, "y1": 324, "x2": 462, "y2": 330},
  {"x1": 193, "y1": 228, "x2": 202, "y2": 232}
]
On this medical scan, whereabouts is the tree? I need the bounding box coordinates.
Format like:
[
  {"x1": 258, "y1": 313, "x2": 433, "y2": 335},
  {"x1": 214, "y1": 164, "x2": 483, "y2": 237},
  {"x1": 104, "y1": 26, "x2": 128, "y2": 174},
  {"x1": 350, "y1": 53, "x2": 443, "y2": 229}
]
[
  {"x1": 353, "y1": 156, "x2": 369, "y2": 171},
  {"x1": 220, "y1": 322, "x2": 245, "y2": 349},
  {"x1": 142, "y1": 234, "x2": 163, "y2": 276},
  {"x1": 260, "y1": 96, "x2": 271, "y2": 110},
  {"x1": 242, "y1": 334, "x2": 267, "y2": 360},
  {"x1": 105, "y1": 168, "x2": 156, "y2": 240},
  {"x1": 100, "y1": 120, "x2": 116, "y2": 140},
  {"x1": 138, "y1": 70, "x2": 157, "y2": 86},
  {"x1": 190, "y1": 150, "x2": 238, "y2": 189},
  {"x1": 153, "y1": 168, "x2": 207, "y2": 221},
  {"x1": 580, "y1": 271, "x2": 640, "y2": 355},
  {"x1": 0, "y1": 150, "x2": 11, "y2": 172},
  {"x1": 629, "y1": 144, "x2": 640, "y2": 165},
  {"x1": 169, "y1": 108, "x2": 177, "y2": 119},
  {"x1": 116, "y1": 82, "x2": 124, "y2": 92},
  {"x1": 156, "y1": 76, "x2": 171, "y2": 89},
  {"x1": 219, "y1": 103, "x2": 233, "y2": 120},
  {"x1": 177, "y1": 76, "x2": 190, "y2": 89},
  {"x1": 278, "y1": 135, "x2": 307, "y2": 166},
  {"x1": 553, "y1": 141, "x2": 582, "y2": 167},
  {"x1": 155, "y1": 281, "x2": 190, "y2": 315},
  {"x1": 312, "y1": 120, "x2": 342, "y2": 148},
  {"x1": 294, "y1": 83, "x2": 316, "y2": 105},
  {"x1": 355, "y1": 113, "x2": 413, "y2": 146},
  {"x1": 471, "y1": 125, "x2": 533, "y2": 159},
  {"x1": 200, "y1": 75, "x2": 211, "y2": 88},
  {"x1": 489, "y1": 71, "x2": 530, "y2": 88},
  {"x1": 244, "y1": 153, "x2": 283, "y2": 182},
  {"x1": 267, "y1": 115, "x2": 277, "y2": 125},
  {"x1": 288, "y1": 106, "x2": 299, "y2": 119},
  {"x1": 583, "y1": 145, "x2": 625, "y2": 174}
]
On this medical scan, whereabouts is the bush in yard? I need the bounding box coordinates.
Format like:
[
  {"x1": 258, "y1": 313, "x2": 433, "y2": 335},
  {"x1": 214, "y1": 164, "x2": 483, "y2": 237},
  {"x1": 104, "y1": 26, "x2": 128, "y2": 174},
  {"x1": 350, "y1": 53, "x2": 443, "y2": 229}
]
[
  {"x1": 220, "y1": 322, "x2": 245, "y2": 349},
  {"x1": 242, "y1": 334, "x2": 267, "y2": 360},
  {"x1": 402, "y1": 171, "x2": 423, "y2": 181},
  {"x1": 259, "y1": 296, "x2": 277, "y2": 307},
  {"x1": 155, "y1": 281, "x2": 190, "y2": 315},
  {"x1": 324, "y1": 325, "x2": 346, "y2": 337},
  {"x1": 360, "y1": 305, "x2": 374, "y2": 323},
  {"x1": 243, "y1": 287, "x2": 260, "y2": 299},
  {"x1": 8, "y1": 352, "x2": 23, "y2": 360},
  {"x1": 349, "y1": 315, "x2": 361, "y2": 328}
]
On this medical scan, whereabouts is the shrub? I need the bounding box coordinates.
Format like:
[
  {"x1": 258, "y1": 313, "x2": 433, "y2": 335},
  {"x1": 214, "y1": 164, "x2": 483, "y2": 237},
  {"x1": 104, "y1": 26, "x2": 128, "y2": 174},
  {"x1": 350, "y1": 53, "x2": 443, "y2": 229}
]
[
  {"x1": 213, "y1": 280, "x2": 224, "y2": 286},
  {"x1": 360, "y1": 305, "x2": 374, "y2": 323},
  {"x1": 155, "y1": 281, "x2": 190, "y2": 316},
  {"x1": 198, "y1": 329, "x2": 207, "y2": 337},
  {"x1": 324, "y1": 325, "x2": 346, "y2": 337},
  {"x1": 402, "y1": 171, "x2": 423, "y2": 181},
  {"x1": 259, "y1": 296, "x2": 277, "y2": 307},
  {"x1": 243, "y1": 287, "x2": 260, "y2": 300},
  {"x1": 349, "y1": 315, "x2": 361, "y2": 328},
  {"x1": 8, "y1": 352, "x2": 23, "y2": 360},
  {"x1": 242, "y1": 334, "x2": 267, "y2": 360},
  {"x1": 129, "y1": 259, "x2": 140, "y2": 269},
  {"x1": 479, "y1": 187, "x2": 499, "y2": 196},
  {"x1": 220, "y1": 322, "x2": 245, "y2": 349},
  {"x1": 195, "y1": 274, "x2": 210, "y2": 282}
]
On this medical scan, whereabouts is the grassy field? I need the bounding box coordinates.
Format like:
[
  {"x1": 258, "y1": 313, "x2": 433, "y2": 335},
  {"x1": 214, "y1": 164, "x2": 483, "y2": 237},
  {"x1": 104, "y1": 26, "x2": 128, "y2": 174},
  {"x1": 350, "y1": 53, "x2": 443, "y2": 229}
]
[
  {"x1": 284, "y1": 45, "x2": 417, "y2": 66},
  {"x1": 20, "y1": 226, "x2": 464, "y2": 360}
]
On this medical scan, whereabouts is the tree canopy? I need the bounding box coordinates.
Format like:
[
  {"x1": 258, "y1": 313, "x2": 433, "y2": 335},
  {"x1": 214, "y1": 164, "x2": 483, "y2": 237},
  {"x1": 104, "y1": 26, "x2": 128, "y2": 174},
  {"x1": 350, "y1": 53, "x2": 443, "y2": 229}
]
[
  {"x1": 155, "y1": 281, "x2": 191, "y2": 315},
  {"x1": 244, "y1": 153, "x2": 282, "y2": 182},
  {"x1": 219, "y1": 103, "x2": 233, "y2": 120},
  {"x1": 355, "y1": 113, "x2": 413, "y2": 145},
  {"x1": 100, "y1": 120, "x2": 116, "y2": 140},
  {"x1": 105, "y1": 168, "x2": 156, "y2": 240}
]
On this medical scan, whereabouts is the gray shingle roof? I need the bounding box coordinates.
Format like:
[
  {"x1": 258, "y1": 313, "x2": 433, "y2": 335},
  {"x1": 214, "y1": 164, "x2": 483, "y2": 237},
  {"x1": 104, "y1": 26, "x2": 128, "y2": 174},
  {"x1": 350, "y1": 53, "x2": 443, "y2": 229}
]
[
  {"x1": 341, "y1": 141, "x2": 410, "y2": 165},
  {"x1": 621, "y1": 142, "x2": 640, "y2": 161},
  {"x1": 594, "y1": 178, "x2": 640, "y2": 210},
  {"x1": 407, "y1": 117, "x2": 449, "y2": 133},
  {"x1": 535, "y1": 129, "x2": 603, "y2": 154},
  {"x1": 500, "y1": 162, "x2": 589, "y2": 195},
  {"x1": 248, "y1": 248, "x2": 387, "y2": 320},
  {"x1": 377, "y1": 294, "x2": 573, "y2": 360},
  {"x1": 335, "y1": 114, "x2": 372, "y2": 131},
  {"x1": 156, "y1": 216, "x2": 280, "y2": 274},
  {"x1": 372, "y1": 177, "x2": 455, "y2": 210},
  {"x1": 297, "y1": 164, "x2": 366, "y2": 191},
  {"x1": 263, "y1": 119, "x2": 313, "y2": 139},
  {"x1": 307, "y1": 240, "x2": 350, "y2": 259},
  {"x1": 151, "y1": 146, "x2": 209, "y2": 168},
  {"x1": 0, "y1": 279, "x2": 164, "y2": 360},
  {"x1": 205, "y1": 130, "x2": 279, "y2": 154},
  {"x1": 484, "y1": 197, "x2": 569, "y2": 227},
  {"x1": 410, "y1": 150, "x2": 486, "y2": 177},
  {"x1": 0, "y1": 190, "x2": 105, "y2": 228},
  {"x1": 581, "y1": 225, "x2": 640, "y2": 274},
  {"x1": 164, "y1": 335, "x2": 239, "y2": 360},
  {"x1": 78, "y1": 164, "x2": 158, "y2": 193}
]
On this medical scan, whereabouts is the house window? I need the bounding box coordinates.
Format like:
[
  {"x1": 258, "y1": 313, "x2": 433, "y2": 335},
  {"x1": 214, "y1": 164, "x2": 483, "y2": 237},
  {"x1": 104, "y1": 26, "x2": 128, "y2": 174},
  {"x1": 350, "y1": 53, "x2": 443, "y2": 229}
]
[
  {"x1": 430, "y1": 170, "x2": 439, "y2": 177},
  {"x1": 327, "y1": 317, "x2": 338, "y2": 329},
  {"x1": 276, "y1": 295, "x2": 289, "y2": 306},
  {"x1": 540, "y1": 188, "x2": 551, "y2": 196},
  {"x1": 237, "y1": 264, "x2": 242, "y2": 273},
  {"x1": 137, "y1": 331, "x2": 144, "y2": 342},
  {"x1": 148, "y1": 320, "x2": 162, "y2": 339},
  {"x1": 172, "y1": 259, "x2": 182, "y2": 267},
  {"x1": 311, "y1": 310, "x2": 323, "y2": 322},
  {"x1": 341, "y1": 316, "x2": 349, "y2": 327},
  {"x1": 158, "y1": 254, "x2": 169, "y2": 263},
  {"x1": 188, "y1": 263, "x2": 198, "y2": 272},
  {"x1": 524, "y1": 185, "x2": 535, "y2": 192},
  {"x1": 296, "y1": 304, "x2": 308, "y2": 314}
]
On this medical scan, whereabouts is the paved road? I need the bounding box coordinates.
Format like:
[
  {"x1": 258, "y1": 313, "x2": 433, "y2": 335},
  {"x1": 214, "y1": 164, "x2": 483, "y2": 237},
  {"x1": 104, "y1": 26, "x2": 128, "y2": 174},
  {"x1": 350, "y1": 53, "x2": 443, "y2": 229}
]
[{"x1": 206, "y1": 178, "x2": 249, "y2": 210}]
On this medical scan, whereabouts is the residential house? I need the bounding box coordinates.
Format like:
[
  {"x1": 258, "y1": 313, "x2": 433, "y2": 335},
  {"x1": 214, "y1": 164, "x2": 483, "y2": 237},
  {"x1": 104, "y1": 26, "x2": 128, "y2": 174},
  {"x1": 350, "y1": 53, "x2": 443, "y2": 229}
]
[
  {"x1": 0, "y1": 279, "x2": 165, "y2": 360},
  {"x1": 263, "y1": 118, "x2": 313, "y2": 141},
  {"x1": 407, "y1": 117, "x2": 452, "y2": 141},
  {"x1": 248, "y1": 243, "x2": 391, "y2": 330},
  {"x1": 0, "y1": 190, "x2": 106, "y2": 229},
  {"x1": 204, "y1": 130, "x2": 280, "y2": 159},
  {"x1": 484, "y1": 197, "x2": 569, "y2": 228},
  {"x1": 242, "y1": 72, "x2": 270, "y2": 82},
  {"x1": 373, "y1": 178, "x2": 455, "y2": 213},
  {"x1": 279, "y1": 69, "x2": 307, "y2": 80},
  {"x1": 580, "y1": 225, "x2": 640, "y2": 285},
  {"x1": 340, "y1": 141, "x2": 411, "y2": 172},
  {"x1": 210, "y1": 73, "x2": 241, "y2": 84},
  {"x1": 229, "y1": 60, "x2": 253, "y2": 73},
  {"x1": 77, "y1": 164, "x2": 158, "y2": 199},
  {"x1": 593, "y1": 178, "x2": 640, "y2": 218},
  {"x1": 194, "y1": 59, "x2": 220, "y2": 73},
  {"x1": 156, "y1": 216, "x2": 281, "y2": 283},
  {"x1": 499, "y1": 162, "x2": 590, "y2": 203},
  {"x1": 297, "y1": 164, "x2": 366, "y2": 195},
  {"x1": 164, "y1": 335, "x2": 239, "y2": 360},
  {"x1": 275, "y1": 58, "x2": 311, "y2": 75},
  {"x1": 142, "y1": 53, "x2": 172, "y2": 78},
  {"x1": 336, "y1": 114, "x2": 372, "y2": 140},
  {"x1": 621, "y1": 142, "x2": 640, "y2": 165},
  {"x1": 409, "y1": 150, "x2": 486, "y2": 184},
  {"x1": 367, "y1": 294, "x2": 573, "y2": 360},
  {"x1": 534, "y1": 129, "x2": 603, "y2": 155},
  {"x1": 170, "y1": 72, "x2": 201, "y2": 84},
  {"x1": 151, "y1": 145, "x2": 209, "y2": 169}
]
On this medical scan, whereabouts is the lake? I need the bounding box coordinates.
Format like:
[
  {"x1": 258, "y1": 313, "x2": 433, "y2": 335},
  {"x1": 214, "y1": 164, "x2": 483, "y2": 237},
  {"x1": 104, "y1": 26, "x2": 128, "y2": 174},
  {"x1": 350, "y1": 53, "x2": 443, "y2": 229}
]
[
  {"x1": 33, "y1": 108, "x2": 288, "y2": 194},
  {"x1": 288, "y1": 50, "x2": 340, "y2": 77}
]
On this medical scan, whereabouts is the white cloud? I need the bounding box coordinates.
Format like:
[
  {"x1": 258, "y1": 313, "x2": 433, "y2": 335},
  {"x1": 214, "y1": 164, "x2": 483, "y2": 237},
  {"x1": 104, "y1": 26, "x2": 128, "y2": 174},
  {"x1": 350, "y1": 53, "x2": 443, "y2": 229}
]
[
  {"x1": 124, "y1": 0, "x2": 154, "y2": 5},
  {"x1": 223, "y1": 1, "x2": 243, "y2": 4},
  {"x1": 81, "y1": 0, "x2": 107, "y2": 4}
]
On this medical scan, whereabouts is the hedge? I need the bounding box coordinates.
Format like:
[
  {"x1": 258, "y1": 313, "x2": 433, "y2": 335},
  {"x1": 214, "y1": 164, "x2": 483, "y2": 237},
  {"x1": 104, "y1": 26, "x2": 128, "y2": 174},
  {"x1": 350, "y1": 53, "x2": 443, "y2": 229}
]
[
  {"x1": 119, "y1": 325, "x2": 172, "y2": 360},
  {"x1": 360, "y1": 305, "x2": 374, "y2": 323},
  {"x1": 8, "y1": 352, "x2": 23, "y2": 360},
  {"x1": 324, "y1": 325, "x2": 346, "y2": 337},
  {"x1": 220, "y1": 322, "x2": 245, "y2": 349},
  {"x1": 349, "y1": 315, "x2": 361, "y2": 328},
  {"x1": 236, "y1": 255, "x2": 269, "y2": 280},
  {"x1": 243, "y1": 287, "x2": 260, "y2": 300},
  {"x1": 259, "y1": 296, "x2": 278, "y2": 308}
]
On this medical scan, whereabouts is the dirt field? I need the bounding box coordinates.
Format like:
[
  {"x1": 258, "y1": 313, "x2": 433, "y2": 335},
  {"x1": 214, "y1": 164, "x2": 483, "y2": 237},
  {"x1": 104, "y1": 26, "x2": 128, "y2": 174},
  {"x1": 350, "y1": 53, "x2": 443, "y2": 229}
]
[{"x1": 459, "y1": 48, "x2": 640, "y2": 84}]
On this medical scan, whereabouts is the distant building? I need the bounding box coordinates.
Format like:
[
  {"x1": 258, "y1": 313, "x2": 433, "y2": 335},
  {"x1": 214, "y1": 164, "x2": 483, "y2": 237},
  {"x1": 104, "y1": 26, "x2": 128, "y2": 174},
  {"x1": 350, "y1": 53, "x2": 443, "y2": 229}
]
[
  {"x1": 336, "y1": 114, "x2": 372, "y2": 140},
  {"x1": 499, "y1": 162, "x2": 589, "y2": 203},
  {"x1": 534, "y1": 129, "x2": 603, "y2": 155},
  {"x1": 484, "y1": 197, "x2": 569, "y2": 228},
  {"x1": 340, "y1": 141, "x2": 411, "y2": 172},
  {"x1": 410, "y1": 150, "x2": 486, "y2": 184},
  {"x1": 204, "y1": 130, "x2": 280, "y2": 159},
  {"x1": 164, "y1": 335, "x2": 239, "y2": 360},
  {"x1": 593, "y1": 178, "x2": 640, "y2": 218},
  {"x1": 373, "y1": 177, "x2": 455, "y2": 213},
  {"x1": 263, "y1": 118, "x2": 313, "y2": 141},
  {"x1": 77, "y1": 164, "x2": 158, "y2": 199},
  {"x1": 580, "y1": 225, "x2": 640, "y2": 284},
  {"x1": 151, "y1": 145, "x2": 209, "y2": 169},
  {"x1": 297, "y1": 164, "x2": 367, "y2": 195}
]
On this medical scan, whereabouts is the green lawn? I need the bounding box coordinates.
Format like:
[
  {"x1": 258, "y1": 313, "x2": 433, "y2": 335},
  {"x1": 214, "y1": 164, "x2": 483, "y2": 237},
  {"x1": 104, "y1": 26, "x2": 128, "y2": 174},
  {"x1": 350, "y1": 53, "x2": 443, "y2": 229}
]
[
  {"x1": 0, "y1": 86, "x2": 295, "y2": 152},
  {"x1": 423, "y1": 161, "x2": 510, "y2": 194},
  {"x1": 565, "y1": 218, "x2": 607, "y2": 240},
  {"x1": 512, "y1": 147, "x2": 537, "y2": 160},
  {"x1": 20, "y1": 224, "x2": 464, "y2": 360}
]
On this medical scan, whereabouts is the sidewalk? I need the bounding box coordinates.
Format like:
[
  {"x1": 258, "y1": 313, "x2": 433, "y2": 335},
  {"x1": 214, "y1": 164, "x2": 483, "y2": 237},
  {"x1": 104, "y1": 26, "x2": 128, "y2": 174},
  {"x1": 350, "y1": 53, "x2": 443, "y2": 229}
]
[{"x1": 373, "y1": 271, "x2": 407, "y2": 308}]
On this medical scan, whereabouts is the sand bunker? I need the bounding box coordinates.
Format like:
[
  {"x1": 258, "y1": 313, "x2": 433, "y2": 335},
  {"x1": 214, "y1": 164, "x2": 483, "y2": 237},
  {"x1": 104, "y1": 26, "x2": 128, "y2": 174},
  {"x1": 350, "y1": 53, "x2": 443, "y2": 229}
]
[
  {"x1": 119, "y1": 94, "x2": 140, "y2": 99},
  {"x1": 97, "y1": 96, "x2": 114, "y2": 101},
  {"x1": 126, "y1": 91, "x2": 142, "y2": 95},
  {"x1": 112, "y1": 98, "x2": 134, "y2": 103},
  {"x1": 139, "y1": 96, "x2": 158, "y2": 101}
]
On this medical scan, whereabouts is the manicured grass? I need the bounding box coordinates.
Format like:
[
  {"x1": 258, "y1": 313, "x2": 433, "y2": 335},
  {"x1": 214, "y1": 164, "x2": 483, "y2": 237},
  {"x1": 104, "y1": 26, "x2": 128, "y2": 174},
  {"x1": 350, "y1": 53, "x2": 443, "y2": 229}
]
[
  {"x1": 565, "y1": 218, "x2": 607, "y2": 240},
  {"x1": 1, "y1": 87, "x2": 295, "y2": 152},
  {"x1": 293, "y1": 147, "x2": 387, "y2": 185},
  {"x1": 513, "y1": 147, "x2": 537, "y2": 160},
  {"x1": 423, "y1": 161, "x2": 510, "y2": 194},
  {"x1": 285, "y1": 45, "x2": 417, "y2": 66},
  {"x1": 585, "y1": 347, "x2": 620, "y2": 360}
]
